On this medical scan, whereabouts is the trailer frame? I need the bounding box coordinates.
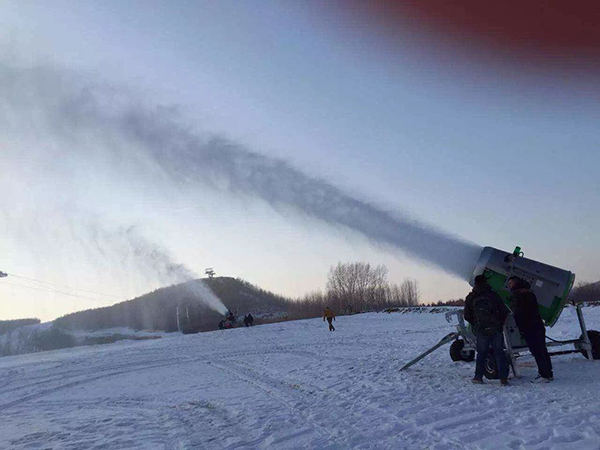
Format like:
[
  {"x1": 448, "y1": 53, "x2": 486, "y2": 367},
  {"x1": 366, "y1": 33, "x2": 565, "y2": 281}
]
[
  {"x1": 442, "y1": 303, "x2": 594, "y2": 378},
  {"x1": 400, "y1": 303, "x2": 596, "y2": 375}
]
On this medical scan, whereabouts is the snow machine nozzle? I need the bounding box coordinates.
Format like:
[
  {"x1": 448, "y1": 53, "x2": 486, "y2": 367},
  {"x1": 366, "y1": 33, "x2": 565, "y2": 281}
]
[{"x1": 503, "y1": 246, "x2": 524, "y2": 264}]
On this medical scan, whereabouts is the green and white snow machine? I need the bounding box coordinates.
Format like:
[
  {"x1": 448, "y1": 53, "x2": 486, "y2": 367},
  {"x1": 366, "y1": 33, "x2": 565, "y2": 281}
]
[{"x1": 401, "y1": 246, "x2": 600, "y2": 378}]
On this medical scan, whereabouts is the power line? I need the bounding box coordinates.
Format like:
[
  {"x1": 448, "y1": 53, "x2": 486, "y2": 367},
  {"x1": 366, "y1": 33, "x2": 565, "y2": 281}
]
[
  {"x1": 6, "y1": 273, "x2": 123, "y2": 299},
  {"x1": 0, "y1": 271, "x2": 128, "y2": 305},
  {"x1": 0, "y1": 280, "x2": 109, "y2": 303}
]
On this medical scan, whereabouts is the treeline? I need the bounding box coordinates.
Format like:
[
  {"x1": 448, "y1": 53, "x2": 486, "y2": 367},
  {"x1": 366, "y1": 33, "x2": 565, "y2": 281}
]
[
  {"x1": 570, "y1": 280, "x2": 600, "y2": 304},
  {"x1": 0, "y1": 318, "x2": 40, "y2": 335},
  {"x1": 0, "y1": 324, "x2": 160, "y2": 357},
  {"x1": 288, "y1": 262, "x2": 420, "y2": 319},
  {"x1": 1, "y1": 325, "x2": 76, "y2": 356},
  {"x1": 424, "y1": 299, "x2": 465, "y2": 307}
]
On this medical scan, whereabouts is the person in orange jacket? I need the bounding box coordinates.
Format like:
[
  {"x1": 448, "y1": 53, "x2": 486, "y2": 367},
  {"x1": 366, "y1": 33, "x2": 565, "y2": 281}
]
[{"x1": 323, "y1": 307, "x2": 336, "y2": 331}]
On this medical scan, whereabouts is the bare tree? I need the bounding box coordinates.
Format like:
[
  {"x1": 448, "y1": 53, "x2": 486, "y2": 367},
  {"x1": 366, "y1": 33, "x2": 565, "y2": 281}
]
[
  {"x1": 288, "y1": 263, "x2": 422, "y2": 319},
  {"x1": 400, "y1": 278, "x2": 420, "y2": 306},
  {"x1": 386, "y1": 283, "x2": 404, "y2": 306},
  {"x1": 327, "y1": 262, "x2": 389, "y2": 311},
  {"x1": 368, "y1": 265, "x2": 389, "y2": 310},
  {"x1": 288, "y1": 290, "x2": 328, "y2": 320}
]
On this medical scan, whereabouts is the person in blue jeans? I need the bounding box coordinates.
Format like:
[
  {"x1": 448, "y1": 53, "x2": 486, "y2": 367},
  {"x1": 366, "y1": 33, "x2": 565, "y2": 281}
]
[{"x1": 464, "y1": 275, "x2": 510, "y2": 385}]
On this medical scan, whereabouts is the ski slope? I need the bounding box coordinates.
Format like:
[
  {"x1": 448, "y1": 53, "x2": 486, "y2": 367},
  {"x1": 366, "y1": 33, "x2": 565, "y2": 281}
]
[{"x1": 1, "y1": 307, "x2": 599, "y2": 450}]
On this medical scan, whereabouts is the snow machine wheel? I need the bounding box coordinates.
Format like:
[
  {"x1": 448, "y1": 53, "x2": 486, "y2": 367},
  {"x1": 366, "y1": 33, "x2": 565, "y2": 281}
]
[
  {"x1": 450, "y1": 339, "x2": 475, "y2": 362},
  {"x1": 580, "y1": 330, "x2": 600, "y2": 360},
  {"x1": 483, "y1": 350, "x2": 499, "y2": 379}
]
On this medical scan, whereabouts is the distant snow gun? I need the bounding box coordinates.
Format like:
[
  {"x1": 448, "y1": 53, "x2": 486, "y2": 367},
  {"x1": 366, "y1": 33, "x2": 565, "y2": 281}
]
[
  {"x1": 218, "y1": 310, "x2": 237, "y2": 330},
  {"x1": 400, "y1": 246, "x2": 600, "y2": 377}
]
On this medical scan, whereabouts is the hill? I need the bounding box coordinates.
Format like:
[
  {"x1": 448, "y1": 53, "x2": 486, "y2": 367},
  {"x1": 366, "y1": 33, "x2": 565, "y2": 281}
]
[{"x1": 54, "y1": 277, "x2": 290, "y2": 333}]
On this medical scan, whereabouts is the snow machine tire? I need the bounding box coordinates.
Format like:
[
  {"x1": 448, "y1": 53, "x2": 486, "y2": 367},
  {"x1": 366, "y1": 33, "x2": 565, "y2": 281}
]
[
  {"x1": 450, "y1": 339, "x2": 475, "y2": 362},
  {"x1": 580, "y1": 330, "x2": 600, "y2": 360},
  {"x1": 483, "y1": 350, "x2": 499, "y2": 379}
]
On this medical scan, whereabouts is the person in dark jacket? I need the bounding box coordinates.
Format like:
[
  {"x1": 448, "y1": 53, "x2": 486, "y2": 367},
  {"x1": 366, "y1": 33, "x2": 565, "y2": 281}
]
[
  {"x1": 243, "y1": 314, "x2": 254, "y2": 327},
  {"x1": 507, "y1": 276, "x2": 553, "y2": 382},
  {"x1": 464, "y1": 275, "x2": 510, "y2": 385}
]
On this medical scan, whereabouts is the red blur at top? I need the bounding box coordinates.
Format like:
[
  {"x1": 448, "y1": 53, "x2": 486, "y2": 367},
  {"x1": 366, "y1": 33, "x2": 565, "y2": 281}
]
[{"x1": 340, "y1": 1, "x2": 600, "y2": 68}]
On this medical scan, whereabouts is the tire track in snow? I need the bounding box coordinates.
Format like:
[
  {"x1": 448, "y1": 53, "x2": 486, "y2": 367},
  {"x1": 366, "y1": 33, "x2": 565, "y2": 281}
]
[
  {"x1": 1, "y1": 347, "x2": 342, "y2": 449},
  {"x1": 210, "y1": 358, "x2": 475, "y2": 450},
  {"x1": 232, "y1": 356, "x2": 475, "y2": 450},
  {"x1": 0, "y1": 358, "x2": 189, "y2": 410},
  {"x1": 164, "y1": 399, "x2": 273, "y2": 450},
  {"x1": 0, "y1": 345, "x2": 331, "y2": 408},
  {"x1": 4, "y1": 396, "x2": 177, "y2": 450},
  {"x1": 208, "y1": 360, "x2": 344, "y2": 449},
  {"x1": 0, "y1": 348, "x2": 172, "y2": 393}
]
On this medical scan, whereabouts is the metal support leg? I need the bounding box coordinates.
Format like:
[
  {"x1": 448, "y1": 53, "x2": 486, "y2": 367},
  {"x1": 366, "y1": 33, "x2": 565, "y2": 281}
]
[
  {"x1": 400, "y1": 332, "x2": 459, "y2": 371},
  {"x1": 503, "y1": 325, "x2": 520, "y2": 378},
  {"x1": 576, "y1": 303, "x2": 593, "y2": 360}
]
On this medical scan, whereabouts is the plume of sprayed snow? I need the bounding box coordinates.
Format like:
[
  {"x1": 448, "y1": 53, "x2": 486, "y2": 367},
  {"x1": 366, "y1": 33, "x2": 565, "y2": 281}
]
[
  {"x1": 0, "y1": 61, "x2": 482, "y2": 281},
  {"x1": 71, "y1": 219, "x2": 229, "y2": 315},
  {"x1": 180, "y1": 280, "x2": 228, "y2": 315},
  {"x1": 2, "y1": 202, "x2": 228, "y2": 315}
]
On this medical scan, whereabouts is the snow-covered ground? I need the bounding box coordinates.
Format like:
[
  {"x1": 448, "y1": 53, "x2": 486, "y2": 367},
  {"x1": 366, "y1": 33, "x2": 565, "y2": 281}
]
[{"x1": 1, "y1": 307, "x2": 599, "y2": 450}]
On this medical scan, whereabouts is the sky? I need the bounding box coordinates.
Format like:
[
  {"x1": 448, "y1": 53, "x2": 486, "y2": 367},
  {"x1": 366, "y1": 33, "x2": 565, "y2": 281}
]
[{"x1": 1, "y1": 1, "x2": 599, "y2": 321}]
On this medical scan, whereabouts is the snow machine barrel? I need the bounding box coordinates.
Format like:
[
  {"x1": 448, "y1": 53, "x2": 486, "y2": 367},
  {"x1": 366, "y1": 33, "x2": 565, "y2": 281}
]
[{"x1": 470, "y1": 246, "x2": 575, "y2": 327}]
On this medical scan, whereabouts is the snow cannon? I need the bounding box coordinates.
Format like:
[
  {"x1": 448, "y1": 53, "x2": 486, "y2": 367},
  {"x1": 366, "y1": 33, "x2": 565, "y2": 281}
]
[
  {"x1": 470, "y1": 246, "x2": 575, "y2": 327},
  {"x1": 400, "y1": 246, "x2": 599, "y2": 377}
]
